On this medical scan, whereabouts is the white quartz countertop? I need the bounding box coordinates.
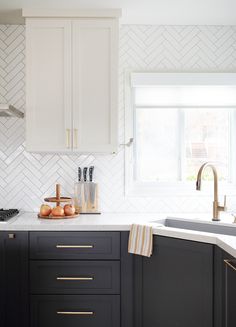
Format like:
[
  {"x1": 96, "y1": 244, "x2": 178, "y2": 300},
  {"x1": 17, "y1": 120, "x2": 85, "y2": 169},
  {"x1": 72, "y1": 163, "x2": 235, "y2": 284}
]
[{"x1": 1, "y1": 212, "x2": 236, "y2": 259}]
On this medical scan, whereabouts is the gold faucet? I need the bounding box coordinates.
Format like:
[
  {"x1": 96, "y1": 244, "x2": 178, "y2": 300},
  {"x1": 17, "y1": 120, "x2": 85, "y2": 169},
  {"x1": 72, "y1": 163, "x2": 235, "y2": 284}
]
[{"x1": 196, "y1": 162, "x2": 226, "y2": 221}]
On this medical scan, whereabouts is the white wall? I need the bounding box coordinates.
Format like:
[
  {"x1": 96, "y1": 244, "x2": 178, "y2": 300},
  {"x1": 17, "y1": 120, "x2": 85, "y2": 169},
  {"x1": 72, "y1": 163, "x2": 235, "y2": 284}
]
[{"x1": 0, "y1": 24, "x2": 236, "y2": 213}]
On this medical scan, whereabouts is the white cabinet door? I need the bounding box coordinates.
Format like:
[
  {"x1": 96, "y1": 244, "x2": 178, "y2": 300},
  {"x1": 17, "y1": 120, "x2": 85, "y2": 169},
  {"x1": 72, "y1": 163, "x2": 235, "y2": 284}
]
[
  {"x1": 26, "y1": 19, "x2": 72, "y2": 152},
  {"x1": 72, "y1": 19, "x2": 118, "y2": 153}
]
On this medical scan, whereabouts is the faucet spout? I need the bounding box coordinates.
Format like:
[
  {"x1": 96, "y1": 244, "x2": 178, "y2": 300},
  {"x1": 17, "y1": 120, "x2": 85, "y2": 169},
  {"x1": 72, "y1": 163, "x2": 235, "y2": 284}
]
[{"x1": 196, "y1": 162, "x2": 226, "y2": 221}]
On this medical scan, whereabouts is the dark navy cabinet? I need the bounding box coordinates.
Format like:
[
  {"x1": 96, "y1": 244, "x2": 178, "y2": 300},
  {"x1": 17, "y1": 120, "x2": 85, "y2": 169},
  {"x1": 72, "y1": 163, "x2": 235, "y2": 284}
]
[
  {"x1": 0, "y1": 231, "x2": 29, "y2": 327},
  {"x1": 134, "y1": 235, "x2": 214, "y2": 327},
  {"x1": 224, "y1": 258, "x2": 236, "y2": 327},
  {"x1": 0, "y1": 230, "x2": 234, "y2": 327},
  {"x1": 214, "y1": 247, "x2": 235, "y2": 327}
]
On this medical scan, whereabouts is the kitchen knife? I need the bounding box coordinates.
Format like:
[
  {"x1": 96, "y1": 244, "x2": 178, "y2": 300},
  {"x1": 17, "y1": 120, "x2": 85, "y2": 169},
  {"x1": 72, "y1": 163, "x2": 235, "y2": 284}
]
[
  {"x1": 74, "y1": 167, "x2": 84, "y2": 213},
  {"x1": 82, "y1": 167, "x2": 89, "y2": 210},
  {"x1": 83, "y1": 167, "x2": 88, "y2": 182},
  {"x1": 89, "y1": 166, "x2": 94, "y2": 182},
  {"x1": 78, "y1": 167, "x2": 82, "y2": 182},
  {"x1": 88, "y1": 166, "x2": 98, "y2": 212}
]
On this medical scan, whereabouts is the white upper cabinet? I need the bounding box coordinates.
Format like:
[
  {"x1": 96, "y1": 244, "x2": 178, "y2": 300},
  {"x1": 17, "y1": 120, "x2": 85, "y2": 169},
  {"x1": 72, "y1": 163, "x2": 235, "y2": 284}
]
[
  {"x1": 72, "y1": 19, "x2": 118, "y2": 153},
  {"x1": 26, "y1": 19, "x2": 72, "y2": 152},
  {"x1": 24, "y1": 10, "x2": 120, "y2": 153}
]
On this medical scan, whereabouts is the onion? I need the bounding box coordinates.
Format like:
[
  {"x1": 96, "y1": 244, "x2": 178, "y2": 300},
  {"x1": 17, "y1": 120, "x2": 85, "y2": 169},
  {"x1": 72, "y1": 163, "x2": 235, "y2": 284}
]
[
  {"x1": 51, "y1": 206, "x2": 64, "y2": 217},
  {"x1": 64, "y1": 204, "x2": 76, "y2": 216},
  {"x1": 40, "y1": 204, "x2": 52, "y2": 216}
]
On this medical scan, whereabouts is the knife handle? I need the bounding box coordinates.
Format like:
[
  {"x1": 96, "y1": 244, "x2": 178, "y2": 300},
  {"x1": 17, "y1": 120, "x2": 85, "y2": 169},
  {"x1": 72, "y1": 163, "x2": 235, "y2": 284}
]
[
  {"x1": 83, "y1": 167, "x2": 88, "y2": 182},
  {"x1": 89, "y1": 166, "x2": 94, "y2": 182},
  {"x1": 78, "y1": 167, "x2": 81, "y2": 182}
]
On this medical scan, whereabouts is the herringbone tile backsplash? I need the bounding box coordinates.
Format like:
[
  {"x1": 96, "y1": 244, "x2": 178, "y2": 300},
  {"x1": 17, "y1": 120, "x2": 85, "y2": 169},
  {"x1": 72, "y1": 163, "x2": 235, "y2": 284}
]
[{"x1": 0, "y1": 24, "x2": 236, "y2": 213}]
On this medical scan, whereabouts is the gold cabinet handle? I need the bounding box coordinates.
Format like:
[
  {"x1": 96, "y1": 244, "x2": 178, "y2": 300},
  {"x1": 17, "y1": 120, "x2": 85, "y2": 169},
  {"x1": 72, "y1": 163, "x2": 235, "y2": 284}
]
[
  {"x1": 8, "y1": 233, "x2": 15, "y2": 239},
  {"x1": 66, "y1": 129, "x2": 71, "y2": 148},
  {"x1": 57, "y1": 311, "x2": 94, "y2": 316},
  {"x1": 56, "y1": 245, "x2": 94, "y2": 249},
  {"x1": 74, "y1": 128, "x2": 78, "y2": 148},
  {"x1": 224, "y1": 259, "x2": 236, "y2": 272},
  {"x1": 57, "y1": 277, "x2": 94, "y2": 281}
]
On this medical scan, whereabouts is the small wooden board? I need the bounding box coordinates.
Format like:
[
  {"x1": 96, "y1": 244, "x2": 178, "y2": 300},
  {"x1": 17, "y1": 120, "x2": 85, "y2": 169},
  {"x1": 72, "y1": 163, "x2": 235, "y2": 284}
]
[
  {"x1": 38, "y1": 213, "x2": 80, "y2": 220},
  {"x1": 44, "y1": 197, "x2": 71, "y2": 203}
]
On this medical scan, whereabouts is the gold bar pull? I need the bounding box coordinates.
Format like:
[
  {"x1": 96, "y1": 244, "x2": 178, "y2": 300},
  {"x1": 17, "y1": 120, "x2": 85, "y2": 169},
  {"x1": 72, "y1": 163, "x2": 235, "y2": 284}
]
[
  {"x1": 56, "y1": 245, "x2": 94, "y2": 249},
  {"x1": 224, "y1": 259, "x2": 236, "y2": 272},
  {"x1": 57, "y1": 311, "x2": 94, "y2": 315},
  {"x1": 74, "y1": 128, "x2": 78, "y2": 148},
  {"x1": 66, "y1": 129, "x2": 71, "y2": 148},
  {"x1": 8, "y1": 233, "x2": 15, "y2": 239},
  {"x1": 57, "y1": 277, "x2": 94, "y2": 281}
]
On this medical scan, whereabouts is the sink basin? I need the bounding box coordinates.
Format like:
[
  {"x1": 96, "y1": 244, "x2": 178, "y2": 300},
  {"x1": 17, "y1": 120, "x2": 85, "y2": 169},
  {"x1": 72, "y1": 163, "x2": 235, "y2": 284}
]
[{"x1": 153, "y1": 217, "x2": 236, "y2": 236}]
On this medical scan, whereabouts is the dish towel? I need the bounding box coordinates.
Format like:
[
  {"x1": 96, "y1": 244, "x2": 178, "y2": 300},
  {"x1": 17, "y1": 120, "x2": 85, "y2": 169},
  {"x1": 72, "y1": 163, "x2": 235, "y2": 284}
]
[{"x1": 128, "y1": 224, "x2": 153, "y2": 257}]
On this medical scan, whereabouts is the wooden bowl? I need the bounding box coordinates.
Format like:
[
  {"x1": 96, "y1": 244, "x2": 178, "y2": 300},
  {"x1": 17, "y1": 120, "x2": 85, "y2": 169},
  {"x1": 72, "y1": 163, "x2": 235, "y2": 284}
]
[{"x1": 38, "y1": 213, "x2": 80, "y2": 220}]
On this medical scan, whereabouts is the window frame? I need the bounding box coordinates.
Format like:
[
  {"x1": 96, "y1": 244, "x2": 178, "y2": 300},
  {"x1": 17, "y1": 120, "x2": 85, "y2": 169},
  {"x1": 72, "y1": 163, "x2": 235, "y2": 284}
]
[{"x1": 124, "y1": 71, "x2": 236, "y2": 197}]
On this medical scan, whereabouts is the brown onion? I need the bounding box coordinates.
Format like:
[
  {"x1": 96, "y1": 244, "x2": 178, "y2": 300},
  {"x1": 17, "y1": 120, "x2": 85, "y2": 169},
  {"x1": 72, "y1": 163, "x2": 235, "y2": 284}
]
[
  {"x1": 64, "y1": 204, "x2": 76, "y2": 216},
  {"x1": 51, "y1": 206, "x2": 64, "y2": 217},
  {"x1": 40, "y1": 204, "x2": 52, "y2": 216}
]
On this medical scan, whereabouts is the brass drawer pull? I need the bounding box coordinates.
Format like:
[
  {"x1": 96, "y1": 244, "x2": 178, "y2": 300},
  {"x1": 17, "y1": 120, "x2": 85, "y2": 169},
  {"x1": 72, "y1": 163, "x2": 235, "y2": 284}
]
[
  {"x1": 8, "y1": 233, "x2": 15, "y2": 239},
  {"x1": 56, "y1": 245, "x2": 94, "y2": 249},
  {"x1": 57, "y1": 311, "x2": 94, "y2": 315},
  {"x1": 66, "y1": 129, "x2": 71, "y2": 148},
  {"x1": 57, "y1": 277, "x2": 94, "y2": 281},
  {"x1": 224, "y1": 259, "x2": 236, "y2": 272},
  {"x1": 74, "y1": 128, "x2": 78, "y2": 148}
]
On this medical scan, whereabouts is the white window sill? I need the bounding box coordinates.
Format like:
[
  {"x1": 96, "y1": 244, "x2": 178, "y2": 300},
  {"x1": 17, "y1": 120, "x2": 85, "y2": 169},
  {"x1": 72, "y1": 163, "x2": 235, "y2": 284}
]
[{"x1": 125, "y1": 181, "x2": 236, "y2": 197}]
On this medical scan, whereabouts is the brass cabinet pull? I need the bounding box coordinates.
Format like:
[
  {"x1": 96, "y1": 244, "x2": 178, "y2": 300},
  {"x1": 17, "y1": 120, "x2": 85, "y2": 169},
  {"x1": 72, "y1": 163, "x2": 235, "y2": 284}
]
[
  {"x1": 56, "y1": 245, "x2": 94, "y2": 249},
  {"x1": 57, "y1": 277, "x2": 94, "y2": 281},
  {"x1": 57, "y1": 311, "x2": 94, "y2": 315},
  {"x1": 66, "y1": 129, "x2": 71, "y2": 148},
  {"x1": 8, "y1": 233, "x2": 15, "y2": 239},
  {"x1": 74, "y1": 128, "x2": 78, "y2": 148},
  {"x1": 224, "y1": 259, "x2": 236, "y2": 272}
]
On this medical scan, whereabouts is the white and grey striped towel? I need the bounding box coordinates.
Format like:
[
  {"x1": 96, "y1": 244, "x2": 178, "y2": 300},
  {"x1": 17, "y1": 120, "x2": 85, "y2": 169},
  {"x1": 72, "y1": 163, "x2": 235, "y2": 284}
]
[{"x1": 128, "y1": 224, "x2": 153, "y2": 257}]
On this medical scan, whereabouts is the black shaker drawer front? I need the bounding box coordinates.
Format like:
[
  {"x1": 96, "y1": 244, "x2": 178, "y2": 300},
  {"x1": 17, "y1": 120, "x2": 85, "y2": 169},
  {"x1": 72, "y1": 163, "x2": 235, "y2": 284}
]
[
  {"x1": 31, "y1": 295, "x2": 120, "y2": 327},
  {"x1": 30, "y1": 232, "x2": 120, "y2": 259},
  {"x1": 30, "y1": 261, "x2": 120, "y2": 294}
]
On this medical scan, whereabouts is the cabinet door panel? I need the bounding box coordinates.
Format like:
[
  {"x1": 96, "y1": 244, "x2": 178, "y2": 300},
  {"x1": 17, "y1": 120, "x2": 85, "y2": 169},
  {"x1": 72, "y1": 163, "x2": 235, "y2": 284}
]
[
  {"x1": 72, "y1": 19, "x2": 118, "y2": 153},
  {"x1": 136, "y1": 236, "x2": 213, "y2": 327},
  {"x1": 0, "y1": 232, "x2": 29, "y2": 327},
  {"x1": 225, "y1": 259, "x2": 236, "y2": 327},
  {"x1": 26, "y1": 19, "x2": 72, "y2": 152}
]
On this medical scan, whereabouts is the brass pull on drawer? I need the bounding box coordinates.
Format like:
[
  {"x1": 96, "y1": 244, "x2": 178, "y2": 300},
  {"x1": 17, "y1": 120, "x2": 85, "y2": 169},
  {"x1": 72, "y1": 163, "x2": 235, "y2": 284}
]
[
  {"x1": 57, "y1": 311, "x2": 94, "y2": 316},
  {"x1": 224, "y1": 259, "x2": 236, "y2": 272},
  {"x1": 56, "y1": 245, "x2": 94, "y2": 249},
  {"x1": 57, "y1": 277, "x2": 94, "y2": 281},
  {"x1": 8, "y1": 233, "x2": 15, "y2": 239}
]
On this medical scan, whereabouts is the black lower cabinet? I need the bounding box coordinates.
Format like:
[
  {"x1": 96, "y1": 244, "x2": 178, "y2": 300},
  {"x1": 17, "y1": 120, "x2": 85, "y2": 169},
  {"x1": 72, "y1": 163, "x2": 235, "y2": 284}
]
[
  {"x1": 224, "y1": 258, "x2": 236, "y2": 327},
  {"x1": 31, "y1": 295, "x2": 120, "y2": 327},
  {"x1": 134, "y1": 235, "x2": 214, "y2": 327},
  {"x1": 1, "y1": 230, "x2": 234, "y2": 327},
  {"x1": 0, "y1": 231, "x2": 29, "y2": 327}
]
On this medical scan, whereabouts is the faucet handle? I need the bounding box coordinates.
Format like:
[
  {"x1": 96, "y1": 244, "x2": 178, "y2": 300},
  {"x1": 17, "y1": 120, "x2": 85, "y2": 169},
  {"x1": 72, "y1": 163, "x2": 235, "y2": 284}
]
[
  {"x1": 224, "y1": 195, "x2": 227, "y2": 210},
  {"x1": 218, "y1": 195, "x2": 227, "y2": 213}
]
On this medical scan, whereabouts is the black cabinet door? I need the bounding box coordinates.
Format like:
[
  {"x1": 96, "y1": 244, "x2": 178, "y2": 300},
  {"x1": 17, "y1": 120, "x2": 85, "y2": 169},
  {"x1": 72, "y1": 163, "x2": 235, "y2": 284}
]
[
  {"x1": 225, "y1": 259, "x2": 236, "y2": 327},
  {"x1": 0, "y1": 231, "x2": 29, "y2": 327},
  {"x1": 135, "y1": 235, "x2": 213, "y2": 327}
]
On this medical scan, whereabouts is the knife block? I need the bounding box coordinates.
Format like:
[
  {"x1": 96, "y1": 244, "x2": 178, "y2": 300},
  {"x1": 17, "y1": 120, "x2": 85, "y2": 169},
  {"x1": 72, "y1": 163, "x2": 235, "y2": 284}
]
[{"x1": 74, "y1": 182, "x2": 100, "y2": 214}]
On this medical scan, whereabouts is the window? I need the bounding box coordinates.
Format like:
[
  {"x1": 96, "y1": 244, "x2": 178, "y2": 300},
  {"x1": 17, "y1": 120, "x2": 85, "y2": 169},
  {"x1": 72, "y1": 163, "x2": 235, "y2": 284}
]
[{"x1": 125, "y1": 73, "x2": 236, "y2": 195}]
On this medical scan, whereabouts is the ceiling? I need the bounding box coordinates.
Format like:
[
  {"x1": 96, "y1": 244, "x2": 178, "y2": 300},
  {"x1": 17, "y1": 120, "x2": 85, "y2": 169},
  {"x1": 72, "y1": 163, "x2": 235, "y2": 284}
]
[{"x1": 0, "y1": 0, "x2": 236, "y2": 25}]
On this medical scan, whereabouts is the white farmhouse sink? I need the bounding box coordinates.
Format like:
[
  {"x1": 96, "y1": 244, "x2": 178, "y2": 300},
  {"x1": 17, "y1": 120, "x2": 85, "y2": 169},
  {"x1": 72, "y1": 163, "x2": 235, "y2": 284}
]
[{"x1": 153, "y1": 216, "x2": 236, "y2": 236}]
